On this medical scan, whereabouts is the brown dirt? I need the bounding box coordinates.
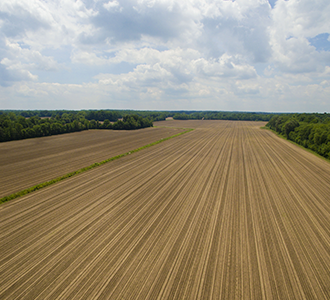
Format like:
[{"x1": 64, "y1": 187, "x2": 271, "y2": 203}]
[
  {"x1": 0, "y1": 120, "x2": 330, "y2": 299},
  {"x1": 0, "y1": 127, "x2": 185, "y2": 198}
]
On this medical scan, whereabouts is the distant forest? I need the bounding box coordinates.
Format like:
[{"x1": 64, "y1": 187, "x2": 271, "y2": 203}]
[
  {"x1": 172, "y1": 111, "x2": 273, "y2": 121},
  {"x1": 0, "y1": 111, "x2": 153, "y2": 142},
  {"x1": 266, "y1": 113, "x2": 330, "y2": 159},
  {"x1": 2, "y1": 109, "x2": 275, "y2": 122},
  {"x1": 1, "y1": 109, "x2": 274, "y2": 143},
  {"x1": 1, "y1": 110, "x2": 329, "y2": 160}
]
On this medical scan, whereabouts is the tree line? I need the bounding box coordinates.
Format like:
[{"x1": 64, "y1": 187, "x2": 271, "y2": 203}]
[
  {"x1": 0, "y1": 109, "x2": 279, "y2": 143},
  {"x1": 172, "y1": 111, "x2": 274, "y2": 121},
  {"x1": 4, "y1": 109, "x2": 329, "y2": 159},
  {"x1": 3, "y1": 109, "x2": 168, "y2": 121},
  {"x1": 266, "y1": 113, "x2": 330, "y2": 159},
  {"x1": 0, "y1": 112, "x2": 153, "y2": 143},
  {"x1": 2, "y1": 110, "x2": 276, "y2": 123}
]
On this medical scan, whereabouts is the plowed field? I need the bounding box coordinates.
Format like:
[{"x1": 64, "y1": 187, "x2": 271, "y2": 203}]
[
  {"x1": 0, "y1": 127, "x2": 184, "y2": 198},
  {"x1": 1, "y1": 120, "x2": 330, "y2": 299}
]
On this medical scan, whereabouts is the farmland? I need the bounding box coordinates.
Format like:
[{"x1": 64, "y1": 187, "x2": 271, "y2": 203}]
[
  {"x1": 0, "y1": 127, "x2": 185, "y2": 198},
  {"x1": 1, "y1": 120, "x2": 330, "y2": 299}
]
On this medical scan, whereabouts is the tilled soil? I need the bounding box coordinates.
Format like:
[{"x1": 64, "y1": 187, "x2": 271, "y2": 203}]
[
  {"x1": 1, "y1": 120, "x2": 330, "y2": 299},
  {"x1": 0, "y1": 127, "x2": 184, "y2": 198}
]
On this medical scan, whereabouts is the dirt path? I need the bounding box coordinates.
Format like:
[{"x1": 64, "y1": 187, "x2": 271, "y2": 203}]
[{"x1": 0, "y1": 121, "x2": 330, "y2": 299}]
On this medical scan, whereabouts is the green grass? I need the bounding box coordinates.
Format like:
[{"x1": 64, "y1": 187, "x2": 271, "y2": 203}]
[
  {"x1": 262, "y1": 126, "x2": 330, "y2": 162},
  {"x1": 0, "y1": 128, "x2": 194, "y2": 205}
]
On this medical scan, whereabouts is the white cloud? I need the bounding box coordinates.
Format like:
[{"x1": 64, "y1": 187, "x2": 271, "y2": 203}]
[
  {"x1": 270, "y1": 0, "x2": 330, "y2": 73},
  {"x1": 5, "y1": 41, "x2": 59, "y2": 71},
  {"x1": 0, "y1": 0, "x2": 329, "y2": 112},
  {"x1": 18, "y1": 84, "x2": 48, "y2": 96},
  {"x1": 103, "y1": 1, "x2": 122, "y2": 11},
  {"x1": 2, "y1": 62, "x2": 37, "y2": 81}
]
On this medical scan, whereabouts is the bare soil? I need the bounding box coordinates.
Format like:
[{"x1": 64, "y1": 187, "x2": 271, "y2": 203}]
[
  {"x1": 0, "y1": 127, "x2": 184, "y2": 198},
  {"x1": 1, "y1": 120, "x2": 330, "y2": 299}
]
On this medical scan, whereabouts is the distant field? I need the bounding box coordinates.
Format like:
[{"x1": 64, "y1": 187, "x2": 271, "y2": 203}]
[
  {"x1": 0, "y1": 127, "x2": 184, "y2": 198},
  {"x1": 1, "y1": 120, "x2": 330, "y2": 299}
]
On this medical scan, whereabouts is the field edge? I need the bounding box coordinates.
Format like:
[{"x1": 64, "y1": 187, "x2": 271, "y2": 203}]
[
  {"x1": 261, "y1": 126, "x2": 330, "y2": 162},
  {"x1": 0, "y1": 128, "x2": 194, "y2": 205}
]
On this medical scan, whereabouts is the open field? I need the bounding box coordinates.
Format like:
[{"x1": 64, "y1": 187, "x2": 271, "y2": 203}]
[
  {"x1": 0, "y1": 127, "x2": 185, "y2": 198},
  {"x1": 1, "y1": 120, "x2": 330, "y2": 299}
]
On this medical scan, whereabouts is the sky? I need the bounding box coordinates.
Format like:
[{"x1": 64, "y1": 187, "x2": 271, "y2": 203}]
[{"x1": 0, "y1": 0, "x2": 330, "y2": 112}]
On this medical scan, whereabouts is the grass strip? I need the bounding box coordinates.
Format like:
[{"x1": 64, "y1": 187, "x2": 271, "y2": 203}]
[
  {"x1": 0, "y1": 128, "x2": 194, "y2": 205},
  {"x1": 262, "y1": 126, "x2": 330, "y2": 162}
]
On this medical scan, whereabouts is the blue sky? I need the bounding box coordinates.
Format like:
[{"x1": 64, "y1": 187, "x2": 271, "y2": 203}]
[{"x1": 0, "y1": 0, "x2": 330, "y2": 112}]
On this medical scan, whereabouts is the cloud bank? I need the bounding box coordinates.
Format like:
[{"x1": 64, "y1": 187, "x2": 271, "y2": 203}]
[{"x1": 0, "y1": 0, "x2": 330, "y2": 112}]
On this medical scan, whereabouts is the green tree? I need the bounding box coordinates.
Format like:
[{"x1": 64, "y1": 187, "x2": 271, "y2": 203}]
[
  {"x1": 284, "y1": 119, "x2": 299, "y2": 138},
  {"x1": 102, "y1": 119, "x2": 112, "y2": 129}
]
